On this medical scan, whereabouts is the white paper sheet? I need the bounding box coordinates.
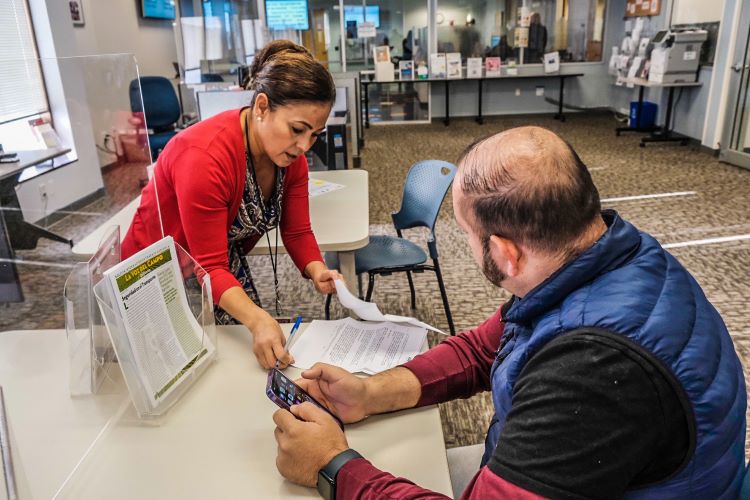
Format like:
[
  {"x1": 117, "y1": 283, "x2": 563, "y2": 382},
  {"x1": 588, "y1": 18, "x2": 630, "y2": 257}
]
[
  {"x1": 308, "y1": 178, "x2": 345, "y2": 198},
  {"x1": 334, "y1": 280, "x2": 446, "y2": 334},
  {"x1": 290, "y1": 318, "x2": 427, "y2": 374}
]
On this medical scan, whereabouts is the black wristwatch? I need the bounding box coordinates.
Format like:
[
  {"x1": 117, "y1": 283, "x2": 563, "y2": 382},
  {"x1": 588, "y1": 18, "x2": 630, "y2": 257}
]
[{"x1": 317, "y1": 449, "x2": 363, "y2": 500}]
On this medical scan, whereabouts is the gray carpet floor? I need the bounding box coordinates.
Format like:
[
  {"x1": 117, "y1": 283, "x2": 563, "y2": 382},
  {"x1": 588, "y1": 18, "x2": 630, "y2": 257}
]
[{"x1": 4, "y1": 111, "x2": 750, "y2": 453}]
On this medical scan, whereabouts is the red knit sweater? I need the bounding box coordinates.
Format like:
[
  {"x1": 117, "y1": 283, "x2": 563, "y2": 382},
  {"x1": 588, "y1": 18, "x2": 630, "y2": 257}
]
[{"x1": 121, "y1": 109, "x2": 323, "y2": 304}]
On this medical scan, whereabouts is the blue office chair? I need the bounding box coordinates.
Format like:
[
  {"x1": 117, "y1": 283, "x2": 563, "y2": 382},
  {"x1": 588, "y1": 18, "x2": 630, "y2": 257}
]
[
  {"x1": 129, "y1": 76, "x2": 181, "y2": 160},
  {"x1": 325, "y1": 160, "x2": 457, "y2": 335},
  {"x1": 201, "y1": 73, "x2": 224, "y2": 82}
]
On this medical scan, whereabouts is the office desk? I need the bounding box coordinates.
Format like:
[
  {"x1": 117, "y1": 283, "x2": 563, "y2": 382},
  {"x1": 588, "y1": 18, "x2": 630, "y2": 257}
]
[
  {"x1": 614, "y1": 78, "x2": 703, "y2": 147},
  {"x1": 0, "y1": 325, "x2": 451, "y2": 499},
  {"x1": 360, "y1": 72, "x2": 584, "y2": 131},
  {"x1": 73, "y1": 170, "x2": 369, "y2": 287}
]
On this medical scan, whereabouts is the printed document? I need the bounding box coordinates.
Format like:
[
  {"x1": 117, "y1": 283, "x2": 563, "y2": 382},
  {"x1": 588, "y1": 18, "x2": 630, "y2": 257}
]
[
  {"x1": 308, "y1": 178, "x2": 344, "y2": 198},
  {"x1": 290, "y1": 318, "x2": 427, "y2": 375},
  {"x1": 334, "y1": 280, "x2": 445, "y2": 334},
  {"x1": 102, "y1": 236, "x2": 214, "y2": 408}
]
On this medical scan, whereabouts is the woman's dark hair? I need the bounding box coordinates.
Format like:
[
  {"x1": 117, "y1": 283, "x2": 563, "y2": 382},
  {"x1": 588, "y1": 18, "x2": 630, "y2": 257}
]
[{"x1": 244, "y1": 40, "x2": 335, "y2": 109}]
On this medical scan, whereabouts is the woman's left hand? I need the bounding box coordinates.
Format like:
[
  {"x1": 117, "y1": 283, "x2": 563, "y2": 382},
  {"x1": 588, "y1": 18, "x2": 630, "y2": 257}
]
[{"x1": 306, "y1": 261, "x2": 343, "y2": 295}]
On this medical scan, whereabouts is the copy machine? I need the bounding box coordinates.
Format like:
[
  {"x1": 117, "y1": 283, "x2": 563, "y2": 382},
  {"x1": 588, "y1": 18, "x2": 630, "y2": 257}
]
[{"x1": 648, "y1": 29, "x2": 708, "y2": 83}]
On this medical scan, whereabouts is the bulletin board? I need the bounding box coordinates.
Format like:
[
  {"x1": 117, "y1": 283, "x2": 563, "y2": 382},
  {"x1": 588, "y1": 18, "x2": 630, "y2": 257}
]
[{"x1": 625, "y1": 0, "x2": 661, "y2": 17}]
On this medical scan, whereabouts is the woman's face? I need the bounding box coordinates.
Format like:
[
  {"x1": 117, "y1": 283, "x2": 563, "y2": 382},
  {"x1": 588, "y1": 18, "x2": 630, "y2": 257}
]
[{"x1": 254, "y1": 95, "x2": 331, "y2": 167}]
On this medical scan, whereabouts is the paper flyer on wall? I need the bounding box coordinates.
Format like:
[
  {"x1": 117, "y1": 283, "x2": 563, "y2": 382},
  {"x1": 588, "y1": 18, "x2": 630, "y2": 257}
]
[
  {"x1": 334, "y1": 279, "x2": 445, "y2": 334},
  {"x1": 102, "y1": 236, "x2": 214, "y2": 408},
  {"x1": 289, "y1": 317, "x2": 427, "y2": 375}
]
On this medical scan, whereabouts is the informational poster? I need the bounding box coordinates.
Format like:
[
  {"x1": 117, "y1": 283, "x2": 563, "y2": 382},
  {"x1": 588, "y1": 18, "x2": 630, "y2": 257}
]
[
  {"x1": 357, "y1": 21, "x2": 376, "y2": 38},
  {"x1": 625, "y1": 0, "x2": 660, "y2": 17},
  {"x1": 515, "y1": 27, "x2": 529, "y2": 48},
  {"x1": 517, "y1": 6, "x2": 530, "y2": 27}
]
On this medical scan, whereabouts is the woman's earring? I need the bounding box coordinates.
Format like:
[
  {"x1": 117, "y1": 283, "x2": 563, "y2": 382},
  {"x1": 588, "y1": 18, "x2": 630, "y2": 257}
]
[{"x1": 257, "y1": 116, "x2": 261, "y2": 121}]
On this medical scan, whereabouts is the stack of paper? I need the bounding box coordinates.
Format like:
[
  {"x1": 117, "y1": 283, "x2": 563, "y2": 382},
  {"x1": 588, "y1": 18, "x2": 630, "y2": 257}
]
[{"x1": 290, "y1": 318, "x2": 427, "y2": 375}]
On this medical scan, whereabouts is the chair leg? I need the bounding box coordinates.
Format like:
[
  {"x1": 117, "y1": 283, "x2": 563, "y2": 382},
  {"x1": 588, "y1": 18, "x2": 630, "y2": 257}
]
[
  {"x1": 406, "y1": 271, "x2": 417, "y2": 310},
  {"x1": 365, "y1": 273, "x2": 376, "y2": 302},
  {"x1": 325, "y1": 293, "x2": 332, "y2": 320},
  {"x1": 357, "y1": 273, "x2": 364, "y2": 299},
  {"x1": 433, "y1": 258, "x2": 455, "y2": 335}
]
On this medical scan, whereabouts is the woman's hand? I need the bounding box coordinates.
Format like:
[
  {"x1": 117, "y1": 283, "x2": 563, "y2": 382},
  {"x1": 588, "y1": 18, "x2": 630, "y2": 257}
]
[
  {"x1": 248, "y1": 310, "x2": 294, "y2": 369},
  {"x1": 305, "y1": 261, "x2": 343, "y2": 295}
]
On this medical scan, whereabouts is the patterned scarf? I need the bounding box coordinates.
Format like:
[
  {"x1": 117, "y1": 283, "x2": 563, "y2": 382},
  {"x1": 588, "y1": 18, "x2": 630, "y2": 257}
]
[{"x1": 214, "y1": 148, "x2": 285, "y2": 326}]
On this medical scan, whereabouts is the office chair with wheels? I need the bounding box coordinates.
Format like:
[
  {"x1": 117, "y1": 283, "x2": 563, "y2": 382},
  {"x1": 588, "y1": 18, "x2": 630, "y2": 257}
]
[
  {"x1": 129, "y1": 76, "x2": 181, "y2": 160},
  {"x1": 325, "y1": 160, "x2": 457, "y2": 334}
]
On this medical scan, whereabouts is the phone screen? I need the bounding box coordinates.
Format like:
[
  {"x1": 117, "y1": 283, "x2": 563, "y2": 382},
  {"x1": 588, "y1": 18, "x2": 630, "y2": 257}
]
[{"x1": 266, "y1": 368, "x2": 344, "y2": 429}]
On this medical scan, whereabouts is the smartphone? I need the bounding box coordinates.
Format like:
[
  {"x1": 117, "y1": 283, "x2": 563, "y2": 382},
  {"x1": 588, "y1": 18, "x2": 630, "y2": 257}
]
[{"x1": 266, "y1": 368, "x2": 344, "y2": 429}]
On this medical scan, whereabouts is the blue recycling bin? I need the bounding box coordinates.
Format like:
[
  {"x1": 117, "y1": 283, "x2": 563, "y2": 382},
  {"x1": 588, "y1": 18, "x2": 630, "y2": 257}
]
[{"x1": 630, "y1": 101, "x2": 657, "y2": 129}]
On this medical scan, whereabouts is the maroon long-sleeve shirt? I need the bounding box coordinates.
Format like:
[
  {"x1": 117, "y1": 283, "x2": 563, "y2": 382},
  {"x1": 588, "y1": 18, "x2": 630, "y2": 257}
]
[{"x1": 336, "y1": 307, "x2": 544, "y2": 499}]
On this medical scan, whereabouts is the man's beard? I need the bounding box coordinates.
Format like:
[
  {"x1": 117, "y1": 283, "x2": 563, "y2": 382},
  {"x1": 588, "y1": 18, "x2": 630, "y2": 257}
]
[{"x1": 481, "y1": 236, "x2": 506, "y2": 287}]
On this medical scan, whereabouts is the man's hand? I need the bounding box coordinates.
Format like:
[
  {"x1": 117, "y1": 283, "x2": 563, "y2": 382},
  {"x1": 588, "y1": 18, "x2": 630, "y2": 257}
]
[
  {"x1": 248, "y1": 310, "x2": 294, "y2": 369},
  {"x1": 273, "y1": 403, "x2": 349, "y2": 487},
  {"x1": 295, "y1": 363, "x2": 369, "y2": 423},
  {"x1": 305, "y1": 261, "x2": 343, "y2": 295}
]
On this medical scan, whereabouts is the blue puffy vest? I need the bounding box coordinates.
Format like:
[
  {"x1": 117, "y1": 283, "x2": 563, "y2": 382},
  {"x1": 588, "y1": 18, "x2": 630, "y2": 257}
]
[{"x1": 483, "y1": 211, "x2": 746, "y2": 498}]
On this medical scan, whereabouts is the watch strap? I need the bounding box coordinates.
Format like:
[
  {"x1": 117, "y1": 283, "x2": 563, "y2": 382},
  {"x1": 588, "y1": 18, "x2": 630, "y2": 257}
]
[{"x1": 319, "y1": 449, "x2": 363, "y2": 498}]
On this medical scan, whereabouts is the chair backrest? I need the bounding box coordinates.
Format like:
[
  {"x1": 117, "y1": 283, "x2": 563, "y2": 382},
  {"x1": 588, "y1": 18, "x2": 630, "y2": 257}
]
[
  {"x1": 201, "y1": 73, "x2": 224, "y2": 82},
  {"x1": 392, "y1": 160, "x2": 457, "y2": 233},
  {"x1": 129, "y1": 76, "x2": 181, "y2": 131},
  {"x1": 741, "y1": 461, "x2": 750, "y2": 500}
]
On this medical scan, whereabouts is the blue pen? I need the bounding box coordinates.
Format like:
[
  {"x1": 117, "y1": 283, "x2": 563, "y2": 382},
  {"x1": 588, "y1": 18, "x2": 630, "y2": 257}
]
[{"x1": 276, "y1": 315, "x2": 303, "y2": 368}]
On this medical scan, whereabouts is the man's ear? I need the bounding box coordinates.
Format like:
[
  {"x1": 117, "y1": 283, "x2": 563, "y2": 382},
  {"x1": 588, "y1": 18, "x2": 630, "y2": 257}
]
[{"x1": 489, "y1": 234, "x2": 522, "y2": 277}]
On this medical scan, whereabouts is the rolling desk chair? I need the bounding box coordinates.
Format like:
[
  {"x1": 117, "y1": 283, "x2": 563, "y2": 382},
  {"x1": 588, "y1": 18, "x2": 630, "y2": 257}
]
[
  {"x1": 325, "y1": 160, "x2": 457, "y2": 334},
  {"x1": 129, "y1": 77, "x2": 181, "y2": 160}
]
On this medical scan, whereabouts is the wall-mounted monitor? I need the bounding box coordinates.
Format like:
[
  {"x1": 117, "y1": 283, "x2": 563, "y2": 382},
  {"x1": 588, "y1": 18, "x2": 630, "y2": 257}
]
[
  {"x1": 343, "y1": 5, "x2": 380, "y2": 29},
  {"x1": 265, "y1": 0, "x2": 310, "y2": 31},
  {"x1": 141, "y1": 0, "x2": 176, "y2": 20}
]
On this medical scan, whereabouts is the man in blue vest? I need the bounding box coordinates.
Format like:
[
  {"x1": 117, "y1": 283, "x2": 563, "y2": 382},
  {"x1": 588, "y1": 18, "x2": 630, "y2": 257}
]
[{"x1": 272, "y1": 126, "x2": 747, "y2": 499}]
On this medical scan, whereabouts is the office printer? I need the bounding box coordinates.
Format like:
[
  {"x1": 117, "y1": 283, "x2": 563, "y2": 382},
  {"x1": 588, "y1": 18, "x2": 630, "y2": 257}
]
[{"x1": 648, "y1": 29, "x2": 708, "y2": 83}]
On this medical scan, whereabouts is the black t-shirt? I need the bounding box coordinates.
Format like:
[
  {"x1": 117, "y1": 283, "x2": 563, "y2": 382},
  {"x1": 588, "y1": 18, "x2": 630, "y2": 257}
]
[{"x1": 488, "y1": 329, "x2": 694, "y2": 500}]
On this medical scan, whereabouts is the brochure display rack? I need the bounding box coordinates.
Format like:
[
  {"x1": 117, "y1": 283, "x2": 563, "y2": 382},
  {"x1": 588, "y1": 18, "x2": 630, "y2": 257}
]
[
  {"x1": 64, "y1": 226, "x2": 122, "y2": 396},
  {"x1": 92, "y1": 237, "x2": 217, "y2": 419}
]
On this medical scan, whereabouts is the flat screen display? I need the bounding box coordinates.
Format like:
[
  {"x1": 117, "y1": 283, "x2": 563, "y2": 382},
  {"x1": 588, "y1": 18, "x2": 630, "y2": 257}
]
[
  {"x1": 344, "y1": 5, "x2": 380, "y2": 29},
  {"x1": 265, "y1": 0, "x2": 310, "y2": 31},
  {"x1": 141, "y1": 0, "x2": 175, "y2": 20}
]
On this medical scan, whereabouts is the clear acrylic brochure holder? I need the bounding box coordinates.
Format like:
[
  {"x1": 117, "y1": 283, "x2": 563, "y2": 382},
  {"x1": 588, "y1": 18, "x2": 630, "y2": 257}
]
[
  {"x1": 64, "y1": 226, "x2": 122, "y2": 396},
  {"x1": 92, "y1": 240, "x2": 217, "y2": 420}
]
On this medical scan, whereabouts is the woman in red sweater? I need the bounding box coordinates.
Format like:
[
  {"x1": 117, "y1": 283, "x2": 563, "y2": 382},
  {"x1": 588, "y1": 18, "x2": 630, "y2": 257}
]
[{"x1": 122, "y1": 41, "x2": 341, "y2": 369}]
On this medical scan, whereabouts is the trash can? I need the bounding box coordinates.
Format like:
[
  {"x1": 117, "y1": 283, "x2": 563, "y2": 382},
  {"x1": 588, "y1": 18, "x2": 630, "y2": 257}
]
[{"x1": 630, "y1": 101, "x2": 657, "y2": 129}]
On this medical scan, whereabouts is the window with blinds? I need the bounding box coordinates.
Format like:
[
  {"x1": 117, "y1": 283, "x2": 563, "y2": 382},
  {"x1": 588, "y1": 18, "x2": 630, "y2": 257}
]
[{"x1": 0, "y1": 0, "x2": 49, "y2": 125}]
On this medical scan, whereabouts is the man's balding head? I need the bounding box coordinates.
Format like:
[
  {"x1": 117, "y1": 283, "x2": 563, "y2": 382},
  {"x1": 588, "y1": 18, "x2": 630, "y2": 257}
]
[{"x1": 455, "y1": 126, "x2": 601, "y2": 257}]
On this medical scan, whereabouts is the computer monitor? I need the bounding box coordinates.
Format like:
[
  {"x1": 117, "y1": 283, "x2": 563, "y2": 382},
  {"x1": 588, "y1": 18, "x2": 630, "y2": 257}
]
[
  {"x1": 343, "y1": 5, "x2": 380, "y2": 29},
  {"x1": 265, "y1": 0, "x2": 310, "y2": 31},
  {"x1": 197, "y1": 90, "x2": 255, "y2": 121},
  {"x1": 141, "y1": 0, "x2": 175, "y2": 20}
]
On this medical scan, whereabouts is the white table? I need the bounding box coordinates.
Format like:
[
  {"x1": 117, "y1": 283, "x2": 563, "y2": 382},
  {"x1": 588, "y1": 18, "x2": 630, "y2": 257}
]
[
  {"x1": 0, "y1": 325, "x2": 451, "y2": 499},
  {"x1": 72, "y1": 170, "x2": 370, "y2": 286}
]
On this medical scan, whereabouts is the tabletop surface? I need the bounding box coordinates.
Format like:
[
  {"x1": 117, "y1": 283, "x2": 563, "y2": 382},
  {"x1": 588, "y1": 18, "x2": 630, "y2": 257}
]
[
  {"x1": 624, "y1": 77, "x2": 703, "y2": 88},
  {"x1": 0, "y1": 324, "x2": 451, "y2": 499},
  {"x1": 0, "y1": 147, "x2": 71, "y2": 182},
  {"x1": 72, "y1": 169, "x2": 370, "y2": 258}
]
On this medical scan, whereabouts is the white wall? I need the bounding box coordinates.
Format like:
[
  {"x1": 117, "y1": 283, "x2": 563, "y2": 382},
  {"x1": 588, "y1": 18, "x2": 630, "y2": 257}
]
[
  {"x1": 20, "y1": 0, "x2": 104, "y2": 223},
  {"x1": 71, "y1": 2, "x2": 178, "y2": 79},
  {"x1": 672, "y1": 0, "x2": 725, "y2": 24}
]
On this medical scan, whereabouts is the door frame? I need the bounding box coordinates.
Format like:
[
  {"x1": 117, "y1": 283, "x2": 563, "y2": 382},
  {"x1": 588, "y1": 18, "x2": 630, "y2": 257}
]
[{"x1": 719, "y1": 0, "x2": 750, "y2": 170}]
